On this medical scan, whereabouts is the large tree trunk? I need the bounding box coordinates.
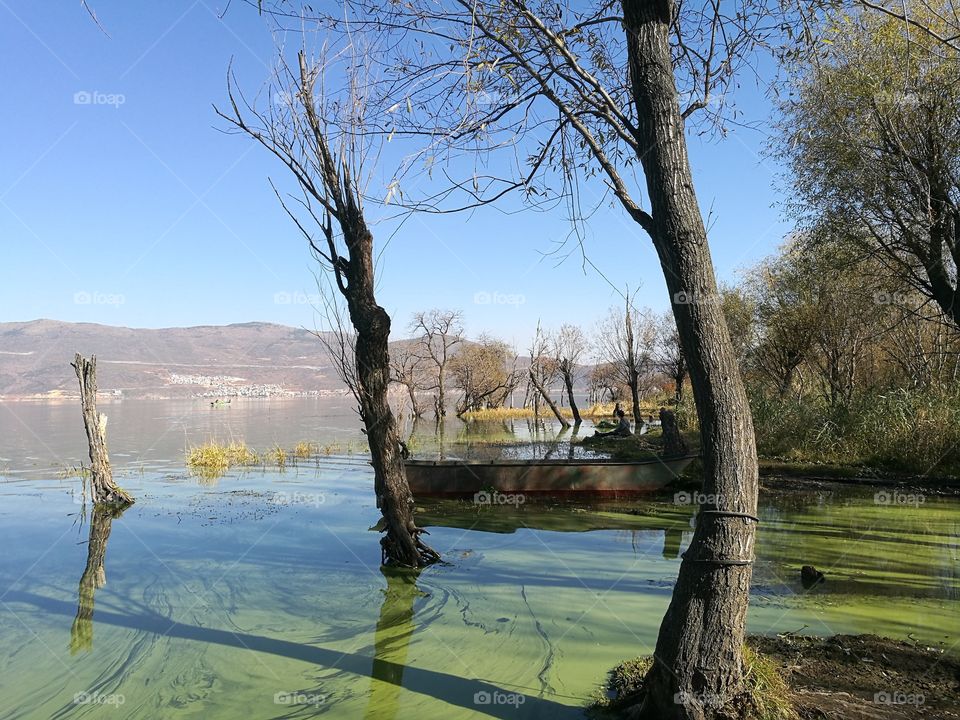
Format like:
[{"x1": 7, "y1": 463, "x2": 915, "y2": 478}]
[
  {"x1": 529, "y1": 370, "x2": 570, "y2": 428},
  {"x1": 340, "y1": 215, "x2": 439, "y2": 568},
  {"x1": 72, "y1": 354, "x2": 134, "y2": 507},
  {"x1": 563, "y1": 370, "x2": 582, "y2": 425},
  {"x1": 622, "y1": 3, "x2": 759, "y2": 718}
]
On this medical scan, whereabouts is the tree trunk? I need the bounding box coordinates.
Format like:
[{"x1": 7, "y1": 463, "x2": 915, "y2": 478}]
[
  {"x1": 674, "y1": 353, "x2": 687, "y2": 405},
  {"x1": 340, "y1": 217, "x2": 439, "y2": 568},
  {"x1": 629, "y1": 372, "x2": 644, "y2": 429},
  {"x1": 564, "y1": 370, "x2": 582, "y2": 425},
  {"x1": 660, "y1": 407, "x2": 688, "y2": 458},
  {"x1": 529, "y1": 370, "x2": 570, "y2": 428},
  {"x1": 406, "y1": 382, "x2": 422, "y2": 418},
  {"x1": 622, "y1": 3, "x2": 760, "y2": 718},
  {"x1": 72, "y1": 354, "x2": 134, "y2": 507},
  {"x1": 436, "y1": 372, "x2": 447, "y2": 418}
]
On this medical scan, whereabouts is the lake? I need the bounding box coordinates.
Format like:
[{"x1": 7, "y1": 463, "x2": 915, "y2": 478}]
[{"x1": 0, "y1": 398, "x2": 957, "y2": 718}]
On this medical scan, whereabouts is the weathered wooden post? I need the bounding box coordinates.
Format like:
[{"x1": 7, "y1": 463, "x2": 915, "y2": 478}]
[{"x1": 72, "y1": 353, "x2": 134, "y2": 506}]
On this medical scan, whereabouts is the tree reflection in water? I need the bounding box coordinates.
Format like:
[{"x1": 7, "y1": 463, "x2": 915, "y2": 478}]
[
  {"x1": 71, "y1": 505, "x2": 125, "y2": 654},
  {"x1": 365, "y1": 566, "x2": 425, "y2": 720}
]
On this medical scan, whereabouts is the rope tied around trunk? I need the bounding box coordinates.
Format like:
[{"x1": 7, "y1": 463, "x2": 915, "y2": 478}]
[{"x1": 680, "y1": 509, "x2": 760, "y2": 566}]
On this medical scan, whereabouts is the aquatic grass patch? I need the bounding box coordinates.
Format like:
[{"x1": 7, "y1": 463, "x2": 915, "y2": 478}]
[
  {"x1": 461, "y1": 401, "x2": 669, "y2": 423},
  {"x1": 186, "y1": 441, "x2": 261, "y2": 477},
  {"x1": 293, "y1": 441, "x2": 316, "y2": 459},
  {"x1": 591, "y1": 646, "x2": 797, "y2": 719},
  {"x1": 462, "y1": 407, "x2": 536, "y2": 421}
]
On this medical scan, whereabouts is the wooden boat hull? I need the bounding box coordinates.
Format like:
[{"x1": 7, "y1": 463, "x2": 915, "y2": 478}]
[{"x1": 403, "y1": 456, "x2": 695, "y2": 497}]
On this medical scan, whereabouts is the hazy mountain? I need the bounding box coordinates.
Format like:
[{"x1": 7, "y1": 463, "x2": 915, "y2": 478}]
[{"x1": 0, "y1": 320, "x2": 345, "y2": 399}]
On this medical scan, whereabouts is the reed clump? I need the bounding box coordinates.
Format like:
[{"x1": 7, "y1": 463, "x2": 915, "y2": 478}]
[{"x1": 187, "y1": 441, "x2": 261, "y2": 474}]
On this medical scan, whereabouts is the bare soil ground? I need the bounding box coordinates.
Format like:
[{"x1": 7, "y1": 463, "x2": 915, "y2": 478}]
[{"x1": 749, "y1": 634, "x2": 960, "y2": 719}]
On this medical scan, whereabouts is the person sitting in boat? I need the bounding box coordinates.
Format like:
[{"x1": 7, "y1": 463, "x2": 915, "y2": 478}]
[{"x1": 591, "y1": 408, "x2": 632, "y2": 439}]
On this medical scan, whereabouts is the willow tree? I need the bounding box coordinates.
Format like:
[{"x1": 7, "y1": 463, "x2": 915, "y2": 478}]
[
  {"x1": 217, "y1": 51, "x2": 438, "y2": 567},
  {"x1": 254, "y1": 1, "x2": 813, "y2": 715},
  {"x1": 776, "y1": 6, "x2": 960, "y2": 328}
]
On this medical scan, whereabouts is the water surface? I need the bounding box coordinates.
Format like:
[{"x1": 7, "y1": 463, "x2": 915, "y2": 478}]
[{"x1": 0, "y1": 399, "x2": 957, "y2": 719}]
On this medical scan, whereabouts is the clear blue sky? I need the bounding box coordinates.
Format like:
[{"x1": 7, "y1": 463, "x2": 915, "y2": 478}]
[{"x1": 0, "y1": 1, "x2": 789, "y2": 348}]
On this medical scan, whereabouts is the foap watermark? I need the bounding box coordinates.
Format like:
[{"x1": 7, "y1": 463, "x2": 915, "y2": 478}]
[
  {"x1": 475, "y1": 87, "x2": 521, "y2": 108},
  {"x1": 74, "y1": 290, "x2": 125, "y2": 307},
  {"x1": 674, "y1": 490, "x2": 723, "y2": 507},
  {"x1": 473, "y1": 291, "x2": 525, "y2": 307},
  {"x1": 474, "y1": 490, "x2": 525, "y2": 506},
  {"x1": 873, "y1": 290, "x2": 909, "y2": 306},
  {"x1": 473, "y1": 690, "x2": 526, "y2": 707},
  {"x1": 269, "y1": 491, "x2": 326, "y2": 507},
  {"x1": 274, "y1": 691, "x2": 326, "y2": 707},
  {"x1": 274, "y1": 291, "x2": 322, "y2": 305},
  {"x1": 873, "y1": 690, "x2": 925, "y2": 707},
  {"x1": 74, "y1": 90, "x2": 125, "y2": 108},
  {"x1": 874, "y1": 490, "x2": 925, "y2": 507},
  {"x1": 672, "y1": 290, "x2": 721, "y2": 306},
  {"x1": 674, "y1": 690, "x2": 725, "y2": 709},
  {"x1": 74, "y1": 691, "x2": 125, "y2": 707}
]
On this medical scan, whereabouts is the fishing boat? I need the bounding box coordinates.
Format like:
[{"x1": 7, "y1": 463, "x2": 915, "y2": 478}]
[{"x1": 403, "y1": 455, "x2": 696, "y2": 497}]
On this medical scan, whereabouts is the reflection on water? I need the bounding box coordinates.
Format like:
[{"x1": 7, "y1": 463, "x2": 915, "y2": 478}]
[
  {"x1": 70, "y1": 506, "x2": 125, "y2": 654},
  {"x1": 365, "y1": 567, "x2": 421, "y2": 720},
  {"x1": 0, "y1": 398, "x2": 957, "y2": 718}
]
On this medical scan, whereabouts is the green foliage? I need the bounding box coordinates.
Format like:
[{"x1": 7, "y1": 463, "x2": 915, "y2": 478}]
[{"x1": 750, "y1": 387, "x2": 960, "y2": 476}]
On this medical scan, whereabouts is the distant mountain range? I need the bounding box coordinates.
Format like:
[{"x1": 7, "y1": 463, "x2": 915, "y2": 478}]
[{"x1": 0, "y1": 320, "x2": 346, "y2": 399}]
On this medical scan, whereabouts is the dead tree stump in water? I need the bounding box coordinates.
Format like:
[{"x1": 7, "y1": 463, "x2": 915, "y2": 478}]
[
  {"x1": 72, "y1": 354, "x2": 134, "y2": 507},
  {"x1": 660, "y1": 407, "x2": 688, "y2": 458}
]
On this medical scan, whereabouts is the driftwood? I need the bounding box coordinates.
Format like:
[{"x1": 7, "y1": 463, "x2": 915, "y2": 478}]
[
  {"x1": 659, "y1": 407, "x2": 688, "y2": 458},
  {"x1": 72, "y1": 354, "x2": 134, "y2": 507}
]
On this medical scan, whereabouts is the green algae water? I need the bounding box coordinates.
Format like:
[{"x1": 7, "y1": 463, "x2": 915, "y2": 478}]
[{"x1": 0, "y1": 401, "x2": 958, "y2": 718}]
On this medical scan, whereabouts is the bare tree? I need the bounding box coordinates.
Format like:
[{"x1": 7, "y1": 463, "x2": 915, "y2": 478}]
[
  {"x1": 528, "y1": 323, "x2": 570, "y2": 428},
  {"x1": 250, "y1": 0, "x2": 797, "y2": 713},
  {"x1": 597, "y1": 296, "x2": 657, "y2": 428},
  {"x1": 390, "y1": 344, "x2": 426, "y2": 418},
  {"x1": 552, "y1": 323, "x2": 588, "y2": 424},
  {"x1": 589, "y1": 361, "x2": 623, "y2": 404},
  {"x1": 654, "y1": 312, "x2": 687, "y2": 404},
  {"x1": 410, "y1": 309, "x2": 464, "y2": 418},
  {"x1": 216, "y1": 50, "x2": 438, "y2": 567}
]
